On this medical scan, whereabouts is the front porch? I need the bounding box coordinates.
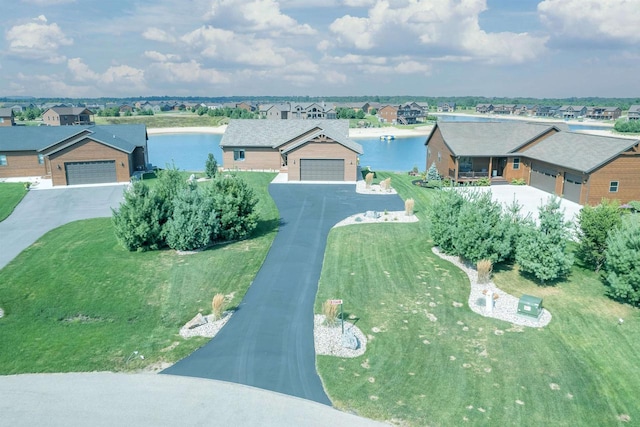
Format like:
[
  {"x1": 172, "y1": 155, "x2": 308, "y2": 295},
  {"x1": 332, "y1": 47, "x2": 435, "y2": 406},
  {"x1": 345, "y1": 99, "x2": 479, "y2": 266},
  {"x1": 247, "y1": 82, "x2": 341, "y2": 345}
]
[{"x1": 448, "y1": 156, "x2": 508, "y2": 184}]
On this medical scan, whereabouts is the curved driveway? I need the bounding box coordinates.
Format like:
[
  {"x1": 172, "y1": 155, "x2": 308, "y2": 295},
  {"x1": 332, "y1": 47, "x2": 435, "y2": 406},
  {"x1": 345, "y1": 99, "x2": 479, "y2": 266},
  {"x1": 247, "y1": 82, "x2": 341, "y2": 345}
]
[
  {"x1": 0, "y1": 185, "x2": 126, "y2": 269},
  {"x1": 163, "y1": 183, "x2": 405, "y2": 404}
]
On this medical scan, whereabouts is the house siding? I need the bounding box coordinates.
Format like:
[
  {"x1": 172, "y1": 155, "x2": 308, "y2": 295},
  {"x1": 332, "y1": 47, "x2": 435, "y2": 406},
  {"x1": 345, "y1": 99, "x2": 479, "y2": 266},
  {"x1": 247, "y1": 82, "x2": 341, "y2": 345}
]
[
  {"x1": 585, "y1": 155, "x2": 640, "y2": 205},
  {"x1": 0, "y1": 151, "x2": 47, "y2": 178},
  {"x1": 425, "y1": 127, "x2": 456, "y2": 178},
  {"x1": 48, "y1": 139, "x2": 130, "y2": 186},
  {"x1": 221, "y1": 147, "x2": 282, "y2": 171},
  {"x1": 286, "y1": 139, "x2": 358, "y2": 181}
]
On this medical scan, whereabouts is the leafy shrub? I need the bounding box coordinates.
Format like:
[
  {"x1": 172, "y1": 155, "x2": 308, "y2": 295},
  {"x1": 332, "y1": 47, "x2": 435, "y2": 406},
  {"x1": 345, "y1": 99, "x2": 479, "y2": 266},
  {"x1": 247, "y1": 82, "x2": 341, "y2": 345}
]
[
  {"x1": 515, "y1": 197, "x2": 573, "y2": 284},
  {"x1": 614, "y1": 118, "x2": 640, "y2": 133},
  {"x1": 205, "y1": 153, "x2": 218, "y2": 179},
  {"x1": 511, "y1": 178, "x2": 526, "y2": 185},
  {"x1": 112, "y1": 181, "x2": 165, "y2": 251},
  {"x1": 474, "y1": 177, "x2": 491, "y2": 186},
  {"x1": 577, "y1": 199, "x2": 622, "y2": 271},
  {"x1": 602, "y1": 215, "x2": 640, "y2": 306}
]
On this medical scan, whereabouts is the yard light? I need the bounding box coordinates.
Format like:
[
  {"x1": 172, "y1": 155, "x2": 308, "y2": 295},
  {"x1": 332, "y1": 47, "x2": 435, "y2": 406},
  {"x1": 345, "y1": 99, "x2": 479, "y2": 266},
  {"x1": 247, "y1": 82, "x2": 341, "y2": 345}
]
[{"x1": 618, "y1": 318, "x2": 624, "y2": 326}]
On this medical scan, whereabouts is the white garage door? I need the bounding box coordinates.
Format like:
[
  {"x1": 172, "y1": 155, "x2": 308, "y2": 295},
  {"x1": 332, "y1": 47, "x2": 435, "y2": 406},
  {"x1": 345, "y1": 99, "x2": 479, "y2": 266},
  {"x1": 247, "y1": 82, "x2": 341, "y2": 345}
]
[
  {"x1": 65, "y1": 161, "x2": 117, "y2": 185},
  {"x1": 530, "y1": 162, "x2": 557, "y2": 194},
  {"x1": 300, "y1": 159, "x2": 344, "y2": 181}
]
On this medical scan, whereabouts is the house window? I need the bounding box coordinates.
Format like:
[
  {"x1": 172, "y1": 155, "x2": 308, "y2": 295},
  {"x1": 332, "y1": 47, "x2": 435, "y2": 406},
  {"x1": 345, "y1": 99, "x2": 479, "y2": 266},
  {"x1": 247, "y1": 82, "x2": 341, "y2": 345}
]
[
  {"x1": 513, "y1": 157, "x2": 520, "y2": 170},
  {"x1": 0, "y1": 155, "x2": 7, "y2": 166},
  {"x1": 437, "y1": 152, "x2": 441, "y2": 163},
  {"x1": 233, "y1": 149, "x2": 245, "y2": 161},
  {"x1": 38, "y1": 154, "x2": 44, "y2": 165},
  {"x1": 609, "y1": 181, "x2": 619, "y2": 192}
]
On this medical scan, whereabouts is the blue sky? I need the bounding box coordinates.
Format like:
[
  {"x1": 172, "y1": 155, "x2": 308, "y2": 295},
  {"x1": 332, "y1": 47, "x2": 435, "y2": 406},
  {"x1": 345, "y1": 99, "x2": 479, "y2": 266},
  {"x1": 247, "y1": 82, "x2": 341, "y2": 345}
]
[{"x1": 1, "y1": 0, "x2": 639, "y2": 98}]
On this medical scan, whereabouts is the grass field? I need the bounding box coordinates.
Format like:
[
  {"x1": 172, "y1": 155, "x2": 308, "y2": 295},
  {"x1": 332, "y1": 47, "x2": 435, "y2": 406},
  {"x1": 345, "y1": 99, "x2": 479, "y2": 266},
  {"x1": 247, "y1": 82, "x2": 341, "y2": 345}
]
[
  {"x1": 316, "y1": 172, "x2": 640, "y2": 426},
  {"x1": 0, "y1": 172, "x2": 277, "y2": 374},
  {"x1": 94, "y1": 112, "x2": 228, "y2": 128},
  {"x1": 0, "y1": 183, "x2": 28, "y2": 222}
]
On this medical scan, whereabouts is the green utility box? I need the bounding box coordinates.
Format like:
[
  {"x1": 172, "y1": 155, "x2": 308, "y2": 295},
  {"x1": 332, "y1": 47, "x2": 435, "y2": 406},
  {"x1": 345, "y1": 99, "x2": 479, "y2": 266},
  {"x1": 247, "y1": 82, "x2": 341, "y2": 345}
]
[{"x1": 517, "y1": 294, "x2": 543, "y2": 318}]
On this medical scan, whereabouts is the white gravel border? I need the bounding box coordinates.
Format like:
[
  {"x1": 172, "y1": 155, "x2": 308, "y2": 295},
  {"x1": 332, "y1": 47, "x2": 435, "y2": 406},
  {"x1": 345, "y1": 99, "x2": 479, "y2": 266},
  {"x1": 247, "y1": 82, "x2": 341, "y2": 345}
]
[
  {"x1": 432, "y1": 247, "x2": 552, "y2": 328},
  {"x1": 179, "y1": 311, "x2": 233, "y2": 338},
  {"x1": 334, "y1": 210, "x2": 418, "y2": 228},
  {"x1": 355, "y1": 180, "x2": 397, "y2": 195},
  {"x1": 314, "y1": 315, "x2": 367, "y2": 358}
]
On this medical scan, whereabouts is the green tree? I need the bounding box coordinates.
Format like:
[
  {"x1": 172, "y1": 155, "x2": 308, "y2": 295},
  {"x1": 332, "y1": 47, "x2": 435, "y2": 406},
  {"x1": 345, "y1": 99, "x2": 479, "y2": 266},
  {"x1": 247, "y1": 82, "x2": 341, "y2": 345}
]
[
  {"x1": 577, "y1": 199, "x2": 622, "y2": 271},
  {"x1": 206, "y1": 175, "x2": 258, "y2": 241},
  {"x1": 205, "y1": 153, "x2": 218, "y2": 179},
  {"x1": 111, "y1": 181, "x2": 165, "y2": 251},
  {"x1": 154, "y1": 166, "x2": 188, "y2": 239},
  {"x1": 165, "y1": 186, "x2": 219, "y2": 251},
  {"x1": 426, "y1": 162, "x2": 440, "y2": 181},
  {"x1": 515, "y1": 197, "x2": 573, "y2": 284},
  {"x1": 427, "y1": 189, "x2": 465, "y2": 254},
  {"x1": 602, "y1": 215, "x2": 640, "y2": 306}
]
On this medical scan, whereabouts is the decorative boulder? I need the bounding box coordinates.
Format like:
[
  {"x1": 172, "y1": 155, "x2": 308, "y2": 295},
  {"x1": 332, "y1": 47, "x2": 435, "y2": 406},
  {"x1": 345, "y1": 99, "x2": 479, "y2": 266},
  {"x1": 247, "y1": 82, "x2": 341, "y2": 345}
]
[
  {"x1": 364, "y1": 210, "x2": 379, "y2": 219},
  {"x1": 185, "y1": 313, "x2": 208, "y2": 329},
  {"x1": 342, "y1": 330, "x2": 359, "y2": 350}
]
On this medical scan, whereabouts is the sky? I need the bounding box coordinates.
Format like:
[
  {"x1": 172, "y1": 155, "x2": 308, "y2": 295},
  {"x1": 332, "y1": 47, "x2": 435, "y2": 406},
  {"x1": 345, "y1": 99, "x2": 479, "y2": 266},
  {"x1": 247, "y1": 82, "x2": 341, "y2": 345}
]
[{"x1": 1, "y1": 0, "x2": 639, "y2": 99}]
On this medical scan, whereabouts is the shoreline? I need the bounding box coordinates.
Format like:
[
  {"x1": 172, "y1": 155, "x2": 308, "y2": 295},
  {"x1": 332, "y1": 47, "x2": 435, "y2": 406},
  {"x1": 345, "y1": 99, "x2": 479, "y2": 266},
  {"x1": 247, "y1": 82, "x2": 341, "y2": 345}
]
[{"x1": 434, "y1": 111, "x2": 616, "y2": 128}]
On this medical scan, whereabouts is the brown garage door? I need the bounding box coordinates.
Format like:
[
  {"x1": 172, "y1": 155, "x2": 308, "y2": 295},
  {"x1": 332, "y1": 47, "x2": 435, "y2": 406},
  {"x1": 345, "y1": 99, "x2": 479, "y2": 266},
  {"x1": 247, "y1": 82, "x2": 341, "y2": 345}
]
[
  {"x1": 65, "y1": 160, "x2": 117, "y2": 185},
  {"x1": 530, "y1": 162, "x2": 557, "y2": 194},
  {"x1": 563, "y1": 172, "x2": 582, "y2": 203},
  {"x1": 300, "y1": 159, "x2": 344, "y2": 181}
]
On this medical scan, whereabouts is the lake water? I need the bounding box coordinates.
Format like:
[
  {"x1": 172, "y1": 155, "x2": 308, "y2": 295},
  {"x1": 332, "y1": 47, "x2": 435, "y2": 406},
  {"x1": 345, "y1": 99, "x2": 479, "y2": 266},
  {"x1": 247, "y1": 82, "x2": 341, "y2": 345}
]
[
  {"x1": 437, "y1": 114, "x2": 613, "y2": 131},
  {"x1": 148, "y1": 133, "x2": 427, "y2": 173}
]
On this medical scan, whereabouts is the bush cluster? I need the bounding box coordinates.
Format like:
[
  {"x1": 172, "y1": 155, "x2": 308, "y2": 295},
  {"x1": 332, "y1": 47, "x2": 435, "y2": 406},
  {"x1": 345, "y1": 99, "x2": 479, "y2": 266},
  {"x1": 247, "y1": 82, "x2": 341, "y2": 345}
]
[
  {"x1": 112, "y1": 167, "x2": 257, "y2": 252},
  {"x1": 428, "y1": 191, "x2": 573, "y2": 283}
]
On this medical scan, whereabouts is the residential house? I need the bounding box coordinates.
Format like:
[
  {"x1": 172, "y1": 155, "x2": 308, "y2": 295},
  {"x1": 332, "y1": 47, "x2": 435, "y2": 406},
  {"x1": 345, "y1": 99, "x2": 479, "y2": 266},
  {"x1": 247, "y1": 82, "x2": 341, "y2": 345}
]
[
  {"x1": 559, "y1": 105, "x2": 587, "y2": 119},
  {"x1": 629, "y1": 105, "x2": 640, "y2": 120},
  {"x1": 535, "y1": 105, "x2": 561, "y2": 117},
  {"x1": 586, "y1": 107, "x2": 622, "y2": 120},
  {"x1": 476, "y1": 104, "x2": 494, "y2": 114},
  {"x1": 42, "y1": 107, "x2": 94, "y2": 126},
  {"x1": 492, "y1": 104, "x2": 516, "y2": 115},
  {"x1": 425, "y1": 121, "x2": 640, "y2": 205},
  {"x1": 437, "y1": 102, "x2": 456, "y2": 112},
  {"x1": 397, "y1": 103, "x2": 426, "y2": 124},
  {"x1": 236, "y1": 102, "x2": 256, "y2": 112},
  {"x1": 0, "y1": 124, "x2": 148, "y2": 186},
  {"x1": 364, "y1": 102, "x2": 381, "y2": 114},
  {"x1": 220, "y1": 120, "x2": 362, "y2": 182},
  {"x1": 0, "y1": 108, "x2": 15, "y2": 127},
  {"x1": 378, "y1": 105, "x2": 398, "y2": 124}
]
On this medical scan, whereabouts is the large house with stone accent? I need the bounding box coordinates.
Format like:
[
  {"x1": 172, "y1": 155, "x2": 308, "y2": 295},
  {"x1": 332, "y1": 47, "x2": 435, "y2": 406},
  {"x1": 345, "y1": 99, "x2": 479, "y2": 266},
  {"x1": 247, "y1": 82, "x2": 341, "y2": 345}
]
[
  {"x1": 425, "y1": 121, "x2": 640, "y2": 205},
  {"x1": 0, "y1": 125, "x2": 148, "y2": 186},
  {"x1": 220, "y1": 120, "x2": 362, "y2": 182}
]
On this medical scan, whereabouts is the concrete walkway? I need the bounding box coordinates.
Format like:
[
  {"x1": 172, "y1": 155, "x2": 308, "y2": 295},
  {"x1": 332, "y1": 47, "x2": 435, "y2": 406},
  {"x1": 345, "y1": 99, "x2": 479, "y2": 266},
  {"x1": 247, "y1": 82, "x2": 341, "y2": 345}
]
[
  {"x1": 0, "y1": 373, "x2": 387, "y2": 427},
  {"x1": 163, "y1": 183, "x2": 405, "y2": 403},
  {"x1": 0, "y1": 184, "x2": 127, "y2": 269}
]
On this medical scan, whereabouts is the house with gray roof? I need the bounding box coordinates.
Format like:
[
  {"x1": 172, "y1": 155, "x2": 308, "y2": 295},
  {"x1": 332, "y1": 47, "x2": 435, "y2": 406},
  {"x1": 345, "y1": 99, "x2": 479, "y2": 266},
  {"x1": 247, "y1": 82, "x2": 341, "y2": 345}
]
[
  {"x1": 559, "y1": 105, "x2": 587, "y2": 119},
  {"x1": 0, "y1": 108, "x2": 14, "y2": 127},
  {"x1": 42, "y1": 106, "x2": 94, "y2": 126},
  {"x1": 0, "y1": 124, "x2": 147, "y2": 186},
  {"x1": 220, "y1": 120, "x2": 362, "y2": 181},
  {"x1": 629, "y1": 105, "x2": 640, "y2": 120},
  {"x1": 425, "y1": 121, "x2": 640, "y2": 205}
]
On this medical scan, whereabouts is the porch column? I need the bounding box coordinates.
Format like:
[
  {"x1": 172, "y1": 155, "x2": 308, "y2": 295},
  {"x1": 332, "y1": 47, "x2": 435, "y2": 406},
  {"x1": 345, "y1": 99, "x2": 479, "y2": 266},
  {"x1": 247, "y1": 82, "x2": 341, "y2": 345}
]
[{"x1": 488, "y1": 157, "x2": 493, "y2": 178}]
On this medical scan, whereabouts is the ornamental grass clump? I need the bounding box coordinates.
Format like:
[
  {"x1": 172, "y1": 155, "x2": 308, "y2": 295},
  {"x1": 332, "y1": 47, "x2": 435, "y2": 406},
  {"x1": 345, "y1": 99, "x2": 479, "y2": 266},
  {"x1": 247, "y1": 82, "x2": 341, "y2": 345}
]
[
  {"x1": 405, "y1": 198, "x2": 415, "y2": 216},
  {"x1": 477, "y1": 259, "x2": 493, "y2": 284},
  {"x1": 365, "y1": 172, "x2": 374, "y2": 189},
  {"x1": 322, "y1": 299, "x2": 339, "y2": 326},
  {"x1": 380, "y1": 177, "x2": 392, "y2": 191},
  {"x1": 211, "y1": 293, "x2": 225, "y2": 320}
]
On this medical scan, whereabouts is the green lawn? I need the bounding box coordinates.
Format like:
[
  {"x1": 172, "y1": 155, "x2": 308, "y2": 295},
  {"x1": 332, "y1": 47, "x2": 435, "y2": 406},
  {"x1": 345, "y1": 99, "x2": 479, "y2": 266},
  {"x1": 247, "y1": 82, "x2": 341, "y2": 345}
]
[
  {"x1": 0, "y1": 182, "x2": 28, "y2": 222},
  {"x1": 94, "y1": 113, "x2": 228, "y2": 128},
  {"x1": 316, "y1": 172, "x2": 640, "y2": 426},
  {"x1": 0, "y1": 172, "x2": 278, "y2": 374}
]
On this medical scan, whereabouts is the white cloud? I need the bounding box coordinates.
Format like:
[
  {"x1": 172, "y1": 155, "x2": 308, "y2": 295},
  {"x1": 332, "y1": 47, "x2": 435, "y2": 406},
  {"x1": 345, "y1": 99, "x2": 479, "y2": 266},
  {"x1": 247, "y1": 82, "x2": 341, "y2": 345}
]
[
  {"x1": 538, "y1": 0, "x2": 640, "y2": 44},
  {"x1": 21, "y1": 0, "x2": 76, "y2": 4},
  {"x1": 6, "y1": 18, "x2": 73, "y2": 63},
  {"x1": 35, "y1": 15, "x2": 47, "y2": 23},
  {"x1": 142, "y1": 27, "x2": 176, "y2": 43},
  {"x1": 205, "y1": 0, "x2": 316, "y2": 35},
  {"x1": 394, "y1": 60, "x2": 431, "y2": 75},
  {"x1": 66, "y1": 59, "x2": 146, "y2": 92},
  {"x1": 342, "y1": 0, "x2": 375, "y2": 6},
  {"x1": 67, "y1": 58, "x2": 100, "y2": 81},
  {"x1": 147, "y1": 60, "x2": 230, "y2": 84},
  {"x1": 324, "y1": 53, "x2": 386, "y2": 65},
  {"x1": 328, "y1": 0, "x2": 547, "y2": 64},
  {"x1": 144, "y1": 51, "x2": 181, "y2": 62},
  {"x1": 324, "y1": 70, "x2": 348, "y2": 84},
  {"x1": 101, "y1": 65, "x2": 146, "y2": 87}
]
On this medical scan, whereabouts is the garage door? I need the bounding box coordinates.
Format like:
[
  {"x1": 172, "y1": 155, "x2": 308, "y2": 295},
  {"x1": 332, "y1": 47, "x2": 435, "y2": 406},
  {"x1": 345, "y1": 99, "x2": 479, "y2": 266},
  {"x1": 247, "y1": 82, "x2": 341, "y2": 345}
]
[
  {"x1": 563, "y1": 172, "x2": 582, "y2": 203},
  {"x1": 300, "y1": 159, "x2": 344, "y2": 181},
  {"x1": 530, "y1": 162, "x2": 557, "y2": 194},
  {"x1": 65, "y1": 161, "x2": 117, "y2": 185}
]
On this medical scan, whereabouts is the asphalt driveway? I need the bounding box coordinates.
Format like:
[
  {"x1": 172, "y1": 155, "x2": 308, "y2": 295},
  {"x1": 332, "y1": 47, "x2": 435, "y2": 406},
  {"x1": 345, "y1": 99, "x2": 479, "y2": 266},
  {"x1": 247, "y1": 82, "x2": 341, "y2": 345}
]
[
  {"x1": 163, "y1": 183, "x2": 405, "y2": 404},
  {"x1": 0, "y1": 185, "x2": 126, "y2": 270}
]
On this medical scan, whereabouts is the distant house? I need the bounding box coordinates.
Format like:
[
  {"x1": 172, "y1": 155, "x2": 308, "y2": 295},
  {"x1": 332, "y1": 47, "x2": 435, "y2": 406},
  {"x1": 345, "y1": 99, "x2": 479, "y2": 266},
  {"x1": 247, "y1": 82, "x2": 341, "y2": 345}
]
[
  {"x1": 236, "y1": 102, "x2": 256, "y2": 112},
  {"x1": 476, "y1": 104, "x2": 493, "y2": 114},
  {"x1": 0, "y1": 108, "x2": 15, "y2": 127},
  {"x1": 559, "y1": 105, "x2": 587, "y2": 119},
  {"x1": 535, "y1": 105, "x2": 561, "y2": 117},
  {"x1": 0, "y1": 124, "x2": 148, "y2": 186},
  {"x1": 586, "y1": 107, "x2": 621, "y2": 120},
  {"x1": 437, "y1": 102, "x2": 456, "y2": 112},
  {"x1": 42, "y1": 107, "x2": 94, "y2": 126},
  {"x1": 119, "y1": 104, "x2": 133, "y2": 113},
  {"x1": 364, "y1": 102, "x2": 381, "y2": 114},
  {"x1": 397, "y1": 103, "x2": 426, "y2": 124},
  {"x1": 425, "y1": 121, "x2": 640, "y2": 205},
  {"x1": 492, "y1": 104, "x2": 516, "y2": 115},
  {"x1": 220, "y1": 120, "x2": 362, "y2": 182},
  {"x1": 629, "y1": 105, "x2": 640, "y2": 121},
  {"x1": 378, "y1": 105, "x2": 398, "y2": 124}
]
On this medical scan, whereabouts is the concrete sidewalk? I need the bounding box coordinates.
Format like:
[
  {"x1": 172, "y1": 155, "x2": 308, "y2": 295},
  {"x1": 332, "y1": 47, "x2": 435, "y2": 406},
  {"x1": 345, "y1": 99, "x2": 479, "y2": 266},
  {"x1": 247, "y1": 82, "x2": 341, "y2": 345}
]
[{"x1": 0, "y1": 373, "x2": 388, "y2": 427}]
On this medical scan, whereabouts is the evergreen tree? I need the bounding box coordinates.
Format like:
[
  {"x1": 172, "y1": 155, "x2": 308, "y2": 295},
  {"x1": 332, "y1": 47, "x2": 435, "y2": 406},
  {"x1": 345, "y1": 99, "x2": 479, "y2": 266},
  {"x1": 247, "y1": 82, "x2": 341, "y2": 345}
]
[
  {"x1": 428, "y1": 189, "x2": 465, "y2": 254},
  {"x1": 577, "y1": 199, "x2": 622, "y2": 271},
  {"x1": 426, "y1": 162, "x2": 440, "y2": 181},
  {"x1": 206, "y1": 174, "x2": 258, "y2": 241},
  {"x1": 515, "y1": 197, "x2": 573, "y2": 284},
  {"x1": 165, "y1": 186, "x2": 219, "y2": 251},
  {"x1": 205, "y1": 153, "x2": 218, "y2": 179},
  {"x1": 603, "y1": 216, "x2": 640, "y2": 306}
]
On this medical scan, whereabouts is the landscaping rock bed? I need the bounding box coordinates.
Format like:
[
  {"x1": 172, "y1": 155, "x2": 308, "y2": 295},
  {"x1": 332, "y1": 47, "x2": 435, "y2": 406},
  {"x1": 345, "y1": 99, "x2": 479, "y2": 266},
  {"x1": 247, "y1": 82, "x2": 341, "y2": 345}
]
[
  {"x1": 179, "y1": 311, "x2": 233, "y2": 338},
  {"x1": 314, "y1": 314, "x2": 367, "y2": 358},
  {"x1": 432, "y1": 247, "x2": 552, "y2": 328}
]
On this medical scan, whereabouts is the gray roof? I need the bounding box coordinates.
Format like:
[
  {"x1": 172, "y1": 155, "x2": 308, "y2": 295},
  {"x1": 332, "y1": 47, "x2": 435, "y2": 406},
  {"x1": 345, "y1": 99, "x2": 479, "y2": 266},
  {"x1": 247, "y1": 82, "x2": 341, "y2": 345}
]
[
  {"x1": 629, "y1": 105, "x2": 640, "y2": 113},
  {"x1": 0, "y1": 124, "x2": 147, "y2": 153},
  {"x1": 0, "y1": 108, "x2": 13, "y2": 117},
  {"x1": 44, "y1": 106, "x2": 93, "y2": 115},
  {"x1": 220, "y1": 120, "x2": 363, "y2": 154},
  {"x1": 428, "y1": 121, "x2": 562, "y2": 156},
  {"x1": 522, "y1": 132, "x2": 639, "y2": 173}
]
